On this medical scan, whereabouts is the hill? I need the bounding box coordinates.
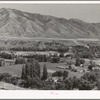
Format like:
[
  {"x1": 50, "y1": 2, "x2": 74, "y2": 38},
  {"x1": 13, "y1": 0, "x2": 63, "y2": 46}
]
[{"x1": 0, "y1": 8, "x2": 100, "y2": 39}]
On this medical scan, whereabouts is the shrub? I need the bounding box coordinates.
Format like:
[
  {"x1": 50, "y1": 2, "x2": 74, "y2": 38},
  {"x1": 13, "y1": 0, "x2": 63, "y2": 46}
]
[
  {"x1": 15, "y1": 57, "x2": 25, "y2": 64},
  {"x1": 52, "y1": 71, "x2": 63, "y2": 77}
]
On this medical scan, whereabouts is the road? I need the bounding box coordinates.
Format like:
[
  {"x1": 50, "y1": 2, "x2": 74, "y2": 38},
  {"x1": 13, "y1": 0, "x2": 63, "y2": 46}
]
[{"x1": 0, "y1": 36, "x2": 100, "y2": 42}]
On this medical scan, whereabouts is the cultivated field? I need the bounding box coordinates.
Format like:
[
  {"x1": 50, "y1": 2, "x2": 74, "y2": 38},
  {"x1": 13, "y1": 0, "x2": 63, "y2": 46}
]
[{"x1": 0, "y1": 62, "x2": 84, "y2": 78}]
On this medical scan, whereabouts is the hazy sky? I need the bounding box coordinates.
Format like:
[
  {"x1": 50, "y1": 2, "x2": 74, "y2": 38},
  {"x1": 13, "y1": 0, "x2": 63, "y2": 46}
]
[{"x1": 0, "y1": 4, "x2": 100, "y2": 23}]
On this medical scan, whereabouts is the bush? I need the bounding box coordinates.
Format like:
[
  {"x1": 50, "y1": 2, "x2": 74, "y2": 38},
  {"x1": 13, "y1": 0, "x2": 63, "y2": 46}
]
[
  {"x1": 41, "y1": 64, "x2": 48, "y2": 81},
  {"x1": 0, "y1": 52, "x2": 12, "y2": 59},
  {"x1": 52, "y1": 71, "x2": 63, "y2": 77},
  {"x1": 56, "y1": 82, "x2": 65, "y2": 90},
  {"x1": 63, "y1": 70, "x2": 69, "y2": 80},
  {"x1": 78, "y1": 79, "x2": 94, "y2": 90},
  {"x1": 15, "y1": 57, "x2": 25, "y2": 64},
  {"x1": 11, "y1": 76, "x2": 19, "y2": 85},
  {"x1": 51, "y1": 57, "x2": 60, "y2": 63},
  {"x1": 0, "y1": 73, "x2": 12, "y2": 83}
]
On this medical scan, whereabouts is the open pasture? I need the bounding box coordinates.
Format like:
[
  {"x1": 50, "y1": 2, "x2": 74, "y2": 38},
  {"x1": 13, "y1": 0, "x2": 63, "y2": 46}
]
[{"x1": 0, "y1": 62, "x2": 84, "y2": 78}]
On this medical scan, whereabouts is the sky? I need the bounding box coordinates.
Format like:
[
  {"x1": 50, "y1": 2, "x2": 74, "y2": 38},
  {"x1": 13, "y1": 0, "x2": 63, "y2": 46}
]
[{"x1": 0, "y1": 4, "x2": 100, "y2": 23}]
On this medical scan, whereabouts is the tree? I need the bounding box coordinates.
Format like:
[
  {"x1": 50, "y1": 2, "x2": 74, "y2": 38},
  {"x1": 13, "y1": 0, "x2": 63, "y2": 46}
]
[
  {"x1": 97, "y1": 79, "x2": 100, "y2": 90},
  {"x1": 63, "y1": 70, "x2": 69, "y2": 80},
  {"x1": 0, "y1": 73, "x2": 12, "y2": 83},
  {"x1": 21, "y1": 59, "x2": 41, "y2": 80},
  {"x1": 72, "y1": 77, "x2": 80, "y2": 89},
  {"x1": 64, "y1": 78, "x2": 73, "y2": 90},
  {"x1": 15, "y1": 57, "x2": 25, "y2": 64},
  {"x1": 52, "y1": 71, "x2": 63, "y2": 77},
  {"x1": 56, "y1": 82, "x2": 65, "y2": 90},
  {"x1": 59, "y1": 53, "x2": 64, "y2": 58},
  {"x1": 88, "y1": 60, "x2": 96, "y2": 70},
  {"x1": 21, "y1": 65, "x2": 26, "y2": 79},
  {"x1": 80, "y1": 58, "x2": 85, "y2": 64},
  {"x1": 81, "y1": 72, "x2": 97, "y2": 83},
  {"x1": 11, "y1": 76, "x2": 19, "y2": 85},
  {"x1": 0, "y1": 60, "x2": 2, "y2": 67},
  {"x1": 75, "y1": 57, "x2": 81, "y2": 66},
  {"x1": 78, "y1": 78, "x2": 94, "y2": 90},
  {"x1": 41, "y1": 64, "x2": 48, "y2": 80}
]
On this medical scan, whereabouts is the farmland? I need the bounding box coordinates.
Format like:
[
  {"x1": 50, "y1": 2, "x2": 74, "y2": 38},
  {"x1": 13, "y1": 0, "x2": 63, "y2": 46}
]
[
  {"x1": 0, "y1": 61, "x2": 86, "y2": 78},
  {"x1": 0, "y1": 41, "x2": 99, "y2": 90}
]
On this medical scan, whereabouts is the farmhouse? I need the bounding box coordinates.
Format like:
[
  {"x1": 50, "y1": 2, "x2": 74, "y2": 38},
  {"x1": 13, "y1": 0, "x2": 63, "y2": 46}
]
[
  {"x1": 64, "y1": 52, "x2": 74, "y2": 59},
  {"x1": 4, "y1": 59, "x2": 15, "y2": 66}
]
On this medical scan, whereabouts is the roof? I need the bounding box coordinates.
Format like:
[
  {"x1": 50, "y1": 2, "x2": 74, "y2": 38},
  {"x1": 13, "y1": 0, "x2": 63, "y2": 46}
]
[{"x1": 64, "y1": 52, "x2": 73, "y2": 55}]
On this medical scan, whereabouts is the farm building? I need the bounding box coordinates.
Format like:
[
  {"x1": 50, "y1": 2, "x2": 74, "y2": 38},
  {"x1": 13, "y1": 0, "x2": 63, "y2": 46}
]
[
  {"x1": 64, "y1": 52, "x2": 74, "y2": 59},
  {"x1": 4, "y1": 59, "x2": 15, "y2": 66}
]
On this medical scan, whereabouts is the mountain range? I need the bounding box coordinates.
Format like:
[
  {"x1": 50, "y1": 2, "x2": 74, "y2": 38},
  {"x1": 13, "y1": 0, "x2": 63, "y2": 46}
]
[{"x1": 0, "y1": 8, "x2": 100, "y2": 39}]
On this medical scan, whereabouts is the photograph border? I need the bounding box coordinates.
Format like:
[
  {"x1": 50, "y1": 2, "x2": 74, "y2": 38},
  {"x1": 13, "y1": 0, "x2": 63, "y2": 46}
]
[{"x1": 0, "y1": 1, "x2": 99, "y2": 99}]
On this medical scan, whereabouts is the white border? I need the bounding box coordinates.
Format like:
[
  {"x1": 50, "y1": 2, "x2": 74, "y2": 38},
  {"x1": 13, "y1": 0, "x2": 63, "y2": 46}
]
[
  {"x1": 0, "y1": 1, "x2": 100, "y2": 4},
  {"x1": 0, "y1": 90, "x2": 100, "y2": 99},
  {"x1": 0, "y1": 1, "x2": 99, "y2": 99}
]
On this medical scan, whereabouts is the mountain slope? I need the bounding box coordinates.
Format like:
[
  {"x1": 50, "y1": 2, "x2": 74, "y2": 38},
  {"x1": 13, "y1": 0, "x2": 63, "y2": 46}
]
[{"x1": 0, "y1": 8, "x2": 100, "y2": 39}]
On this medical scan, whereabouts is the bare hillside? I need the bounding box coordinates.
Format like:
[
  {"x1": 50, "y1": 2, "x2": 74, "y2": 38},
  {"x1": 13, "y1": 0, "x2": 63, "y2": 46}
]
[{"x1": 0, "y1": 8, "x2": 100, "y2": 39}]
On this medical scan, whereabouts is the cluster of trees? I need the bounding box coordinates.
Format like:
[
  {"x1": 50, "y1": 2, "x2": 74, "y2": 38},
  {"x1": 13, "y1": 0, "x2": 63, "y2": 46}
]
[
  {"x1": 73, "y1": 45, "x2": 100, "y2": 59},
  {"x1": 50, "y1": 57, "x2": 60, "y2": 63},
  {"x1": 1, "y1": 58, "x2": 100, "y2": 90},
  {"x1": 24, "y1": 54, "x2": 60, "y2": 63},
  {"x1": 0, "y1": 52, "x2": 13, "y2": 59},
  {"x1": 15, "y1": 57, "x2": 26, "y2": 64},
  {"x1": 24, "y1": 54, "x2": 48, "y2": 62},
  {"x1": 20, "y1": 59, "x2": 48, "y2": 88},
  {"x1": 54, "y1": 71, "x2": 98, "y2": 90},
  {"x1": 73, "y1": 45, "x2": 95, "y2": 59},
  {"x1": 52, "y1": 70, "x2": 69, "y2": 80},
  {"x1": 9, "y1": 40, "x2": 70, "y2": 52},
  {"x1": 21, "y1": 59, "x2": 41, "y2": 80},
  {"x1": 10, "y1": 47, "x2": 39, "y2": 51},
  {"x1": 75, "y1": 57, "x2": 85, "y2": 66},
  {"x1": 88, "y1": 60, "x2": 96, "y2": 70},
  {"x1": 0, "y1": 73, "x2": 19, "y2": 85},
  {"x1": 10, "y1": 45, "x2": 69, "y2": 52},
  {"x1": 13, "y1": 58, "x2": 100, "y2": 90},
  {"x1": 20, "y1": 58, "x2": 69, "y2": 89}
]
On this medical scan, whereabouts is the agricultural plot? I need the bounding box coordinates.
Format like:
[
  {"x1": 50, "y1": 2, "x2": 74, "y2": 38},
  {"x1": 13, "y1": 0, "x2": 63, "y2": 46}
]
[{"x1": 0, "y1": 61, "x2": 84, "y2": 79}]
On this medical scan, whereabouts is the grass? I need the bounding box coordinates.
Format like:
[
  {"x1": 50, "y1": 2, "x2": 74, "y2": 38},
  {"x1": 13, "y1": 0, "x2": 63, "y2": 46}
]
[
  {"x1": 0, "y1": 62, "x2": 84, "y2": 78},
  {"x1": 0, "y1": 64, "x2": 23, "y2": 76},
  {"x1": 40, "y1": 62, "x2": 84, "y2": 78}
]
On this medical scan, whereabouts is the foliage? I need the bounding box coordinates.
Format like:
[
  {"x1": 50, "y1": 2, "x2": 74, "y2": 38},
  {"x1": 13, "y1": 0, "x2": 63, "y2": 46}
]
[
  {"x1": 81, "y1": 72, "x2": 97, "y2": 83},
  {"x1": 42, "y1": 81, "x2": 55, "y2": 90},
  {"x1": 75, "y1": 57, "x2": 85, "y2": 66},
  {"x1": 55, "y1": 82, "x2": 65, "y2": 90},
  {"x1": 97, "y1": 79, "x2": 100, "y2": 90},
  {"x1": 21, "y1": 59, "x2": 41, "y2": 80},
  {"x1": 63, "y1": 70, "x2": 69, "y2": 80},
  {"x1": 50, "y1": 57, "x2": 60, "y2": 63},
  {"x1": 52, "y1": 71, "x2": 63, "y2": 77},
  {"x1": 0, "y1": 60, "x2": 2, "y2": 67},
  {"x1": 0, "y1": 52, "x2": 13, "y2": 59},
  {"x1": 11, "y1": 76, "x2": 19, "y2": 85},
  {"x1": 59, "y1": 53, "x2": 64, "y2": 58},
  {"x1": 24, "y1": 54, "x2": 48, "y2": 62},
  {"x1": 78, "y1": 78, "x2": 94, "y2": 90},
  {"x1": 41, "y1": 64, "x2": 48, "y2": 80},
  {"x1": 15, "y1": 57, "x2": 25, "y2": 64},
  {"x1": 88, "y1": 60, "x2": 96, "y2": 70},
  {"x1": 0, "y1": 73, "x2": 12, "y2": 83}
]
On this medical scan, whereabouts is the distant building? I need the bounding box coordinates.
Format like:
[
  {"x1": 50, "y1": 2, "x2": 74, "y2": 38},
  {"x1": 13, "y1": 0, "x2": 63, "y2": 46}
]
[
  {"x1": 4, "y1": 59, "x2": 15, "y2": 66},
  {"x1": 0, "y1": 58, "x2": 5, "y2": 67},
  {"x1": 64, "y1": 52, "x2": 74, "y2": 59}
]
